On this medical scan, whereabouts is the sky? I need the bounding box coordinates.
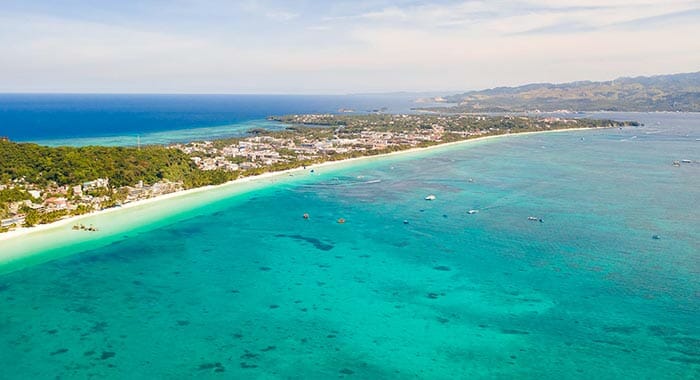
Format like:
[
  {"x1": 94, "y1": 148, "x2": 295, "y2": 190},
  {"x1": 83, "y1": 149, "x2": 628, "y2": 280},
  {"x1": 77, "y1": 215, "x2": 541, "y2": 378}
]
[{"x1": 0, "y1": 0, "x2": 699, "y2": 94}]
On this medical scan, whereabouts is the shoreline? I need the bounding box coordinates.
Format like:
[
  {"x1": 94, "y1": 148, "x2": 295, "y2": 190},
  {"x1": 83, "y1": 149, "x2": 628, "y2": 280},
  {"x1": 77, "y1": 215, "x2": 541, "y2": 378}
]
[{"x1": 0, "y1": 126, "x2": 603, "y2": 246}]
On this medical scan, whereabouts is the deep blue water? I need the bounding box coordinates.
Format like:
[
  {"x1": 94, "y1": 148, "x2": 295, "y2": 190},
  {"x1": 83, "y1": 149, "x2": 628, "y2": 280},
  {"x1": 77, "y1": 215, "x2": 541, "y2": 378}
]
[{"x1": 0, "y1": 94, "x2": 420, "y2": 144}]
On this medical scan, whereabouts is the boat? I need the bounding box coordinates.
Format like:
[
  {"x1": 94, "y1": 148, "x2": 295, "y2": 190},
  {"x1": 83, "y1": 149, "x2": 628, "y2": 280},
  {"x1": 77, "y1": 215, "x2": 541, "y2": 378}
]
[
  {"x1": 672, "y1": 161, "x2": 681, "y2": 167},
  {"x1": 652, "y1": 235, "x2": 661, "y2": 240},
  {"x1": 425, "y1": 195, "x2": 436, "y2": 201},
  {"x1": 337, "y1": 218, "x2": 346, "y2": 224},
  {"x1": 681, "y1": 159, "x2": 692, "y2": 164},
  {"x1": 403, "y1": 220, "x2": 409, "y2": 225},
  {"x1": 467, "y1": 210, "x2": 479, "y2": 214},
  {"x1": 302, "y1": 213, "x2": 309, "y2": 220},
  {"x1": 528, "y1": 216, "x2": 543, "y2": 223}
]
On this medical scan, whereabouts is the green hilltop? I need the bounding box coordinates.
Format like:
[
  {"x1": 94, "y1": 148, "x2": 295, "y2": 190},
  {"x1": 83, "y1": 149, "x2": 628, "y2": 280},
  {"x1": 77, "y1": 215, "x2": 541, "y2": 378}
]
[{"x1": 427, "y1": 71, "x2": 700, "y2": 113}]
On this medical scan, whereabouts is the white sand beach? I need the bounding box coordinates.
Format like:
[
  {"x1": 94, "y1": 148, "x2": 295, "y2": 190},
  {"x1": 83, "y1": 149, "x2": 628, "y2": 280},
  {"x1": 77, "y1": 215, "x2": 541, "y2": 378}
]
[{"x1": 0, "y1": 127, "x2": 602, "y2": 269}]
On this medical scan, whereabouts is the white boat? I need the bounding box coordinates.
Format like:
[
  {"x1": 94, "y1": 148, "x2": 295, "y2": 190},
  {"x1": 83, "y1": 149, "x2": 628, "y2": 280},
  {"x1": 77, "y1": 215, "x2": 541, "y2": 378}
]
[
  {"x1": 467, "y1": 210, "x2": 479, "y2": 214},
  {"x1": 425, "y1": 195, "x2": 436, "y2": 201},
  {"x1": 681, "y1": 159, "x2": 692, "y2": 163}
]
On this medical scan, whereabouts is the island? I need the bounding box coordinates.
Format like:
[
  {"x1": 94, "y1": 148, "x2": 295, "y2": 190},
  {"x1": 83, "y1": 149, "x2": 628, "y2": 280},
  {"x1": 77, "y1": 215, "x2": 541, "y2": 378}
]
[
  {"x1": 0, "y1": 114, "x2": 636, "y2": 233},
  {"x1": 419, "y1": 71, "x2": 700, "y2": 113}
]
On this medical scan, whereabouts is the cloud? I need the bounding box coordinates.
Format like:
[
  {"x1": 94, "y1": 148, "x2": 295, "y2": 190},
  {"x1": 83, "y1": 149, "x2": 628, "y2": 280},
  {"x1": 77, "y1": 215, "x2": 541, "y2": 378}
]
[
  {"x1": 0, "y1": 1, "x2": 699, "y2": 93},
  {"x1": 306, "y1": 25, "x2": 332, "y2": 31},
  {"x1": 614, "y1": 7, "x2": 700, "y2": 29},
  {"x1": 332, "y1": 0, "x2": 700, "y2": 34},
  {"x1": 265, "y1": 10, "x2": 299, "y2": 21}
]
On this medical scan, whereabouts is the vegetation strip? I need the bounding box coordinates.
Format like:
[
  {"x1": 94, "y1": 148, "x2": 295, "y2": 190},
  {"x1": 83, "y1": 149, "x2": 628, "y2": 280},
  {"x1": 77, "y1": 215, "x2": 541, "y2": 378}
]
[{"x1": 0, "y1": 114, "x2": 635, "y2": 232}]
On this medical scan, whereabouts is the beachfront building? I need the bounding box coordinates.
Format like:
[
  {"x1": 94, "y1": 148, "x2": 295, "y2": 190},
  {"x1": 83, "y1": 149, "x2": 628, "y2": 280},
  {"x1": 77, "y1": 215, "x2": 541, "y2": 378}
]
[
  {"x1": 123, "y1": 180, "x2": 184, "y2": 203},
  {"x1": 1, "y1": 215, "x2": 26, "y2": 228},
  {"x1": 45, "y1": 197, "x2": 69, "y2": 211},
  {"x1": 82, "y1": 178, "x2": 109, "y2": 191}
]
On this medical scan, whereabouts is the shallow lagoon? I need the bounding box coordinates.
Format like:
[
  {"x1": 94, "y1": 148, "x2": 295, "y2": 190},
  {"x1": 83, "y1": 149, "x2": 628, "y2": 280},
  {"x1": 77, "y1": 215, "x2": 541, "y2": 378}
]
[{"x1": 0, "y1": 115, "x2": 698, "y2": 379}]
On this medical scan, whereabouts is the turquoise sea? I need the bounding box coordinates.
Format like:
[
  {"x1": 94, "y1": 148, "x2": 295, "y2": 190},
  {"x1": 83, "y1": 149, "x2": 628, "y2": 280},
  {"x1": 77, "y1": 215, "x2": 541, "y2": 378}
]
[{"x1": 0, "y1": 113, "x2": 699, "y2": 379}]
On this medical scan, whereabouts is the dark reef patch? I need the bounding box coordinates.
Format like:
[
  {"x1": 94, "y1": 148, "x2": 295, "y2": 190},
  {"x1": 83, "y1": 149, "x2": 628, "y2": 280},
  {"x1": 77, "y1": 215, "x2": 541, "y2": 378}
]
[
  {"x1": 592, "y1": 339, "x2": 623, "y2": 346},
  {"x1": 648, "y1": 325, "x2": 681, "y2": 337},
  {"x1": 50, "y1": 348, "x2": 68, "y2": 356},
  {"x1": 275, "y1": 234, "x2": 334, "y2": 251},
  {"x1": 100, "y1": 351, "x2": 116, "y2": 360},
  {"x1": 89, "y1": 321, "x2": 109, "y2": 334},
  {"x1": 668, "y1": 357, "x2": 700, "y2": 364},
  {"x1": 241, "y1": 351, "x2": 260, "y2": 360},
  {"x1": 603, "y1": 326, "x2": 638, "y2": 334},
  {"x1": 501, "y1": 329, "x2": 530, "y2": 335},
  {"x1": 199, "y1": 362, "x2": 225, "y2": 372}
]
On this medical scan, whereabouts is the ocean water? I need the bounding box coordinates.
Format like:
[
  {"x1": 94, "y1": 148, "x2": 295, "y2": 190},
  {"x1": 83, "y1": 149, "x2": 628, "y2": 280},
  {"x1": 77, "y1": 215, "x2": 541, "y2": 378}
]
[
  {"x1": 0, "y1": 114, "x2": 699, "y2": 379},
  {"x1": 0, "y1": 94, "x2": 423, "y2": 146}
]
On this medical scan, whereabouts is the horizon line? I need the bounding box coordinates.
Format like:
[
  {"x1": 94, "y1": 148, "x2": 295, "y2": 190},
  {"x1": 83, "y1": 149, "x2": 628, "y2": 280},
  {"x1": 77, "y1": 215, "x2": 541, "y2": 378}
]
[{"x1": 1, "y1": 69, "x2": 697, "y2": 97}]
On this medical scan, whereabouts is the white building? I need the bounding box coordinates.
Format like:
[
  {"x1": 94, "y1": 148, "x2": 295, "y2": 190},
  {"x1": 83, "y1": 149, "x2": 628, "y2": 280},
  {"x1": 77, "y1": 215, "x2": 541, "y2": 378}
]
[{"x1": 1, "y1": 215, "x2": 26, "y2": 228}]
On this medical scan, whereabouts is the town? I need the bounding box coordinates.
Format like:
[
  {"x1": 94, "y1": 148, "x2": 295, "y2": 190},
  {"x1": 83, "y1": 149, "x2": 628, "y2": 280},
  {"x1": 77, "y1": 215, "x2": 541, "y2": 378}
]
[
  {"x1": 175, "y1": 114, "x2": 628, "y2": 173},
  {"x1": 0, "y1": 114, "x2": 634, "y2": 232}
]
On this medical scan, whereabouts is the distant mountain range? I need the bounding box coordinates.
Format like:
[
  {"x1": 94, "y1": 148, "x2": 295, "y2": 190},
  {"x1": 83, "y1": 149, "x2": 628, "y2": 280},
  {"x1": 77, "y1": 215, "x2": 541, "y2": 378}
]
[{"x1": 423, "y1": 71, "x2": 700, "y2": 112}]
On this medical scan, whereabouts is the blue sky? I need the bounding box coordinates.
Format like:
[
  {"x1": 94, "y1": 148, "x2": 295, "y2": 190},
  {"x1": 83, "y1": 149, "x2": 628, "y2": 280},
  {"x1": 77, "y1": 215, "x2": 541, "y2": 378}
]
[{"x1": 1, "y1": 0, "x2": 699, "y2": 93}]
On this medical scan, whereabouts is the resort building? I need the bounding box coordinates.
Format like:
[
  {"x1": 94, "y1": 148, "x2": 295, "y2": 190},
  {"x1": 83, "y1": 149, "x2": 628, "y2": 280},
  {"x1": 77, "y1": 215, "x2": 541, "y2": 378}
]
[
  {"x1": 45, "y1": 197, "x2": 69, "y2": 211},
  {"x1": 1, "y1": 215, "x2": 26, "y2": 228},
  {"x1": 82, "y1": 178, "x2": 110, "y2": 190}
]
